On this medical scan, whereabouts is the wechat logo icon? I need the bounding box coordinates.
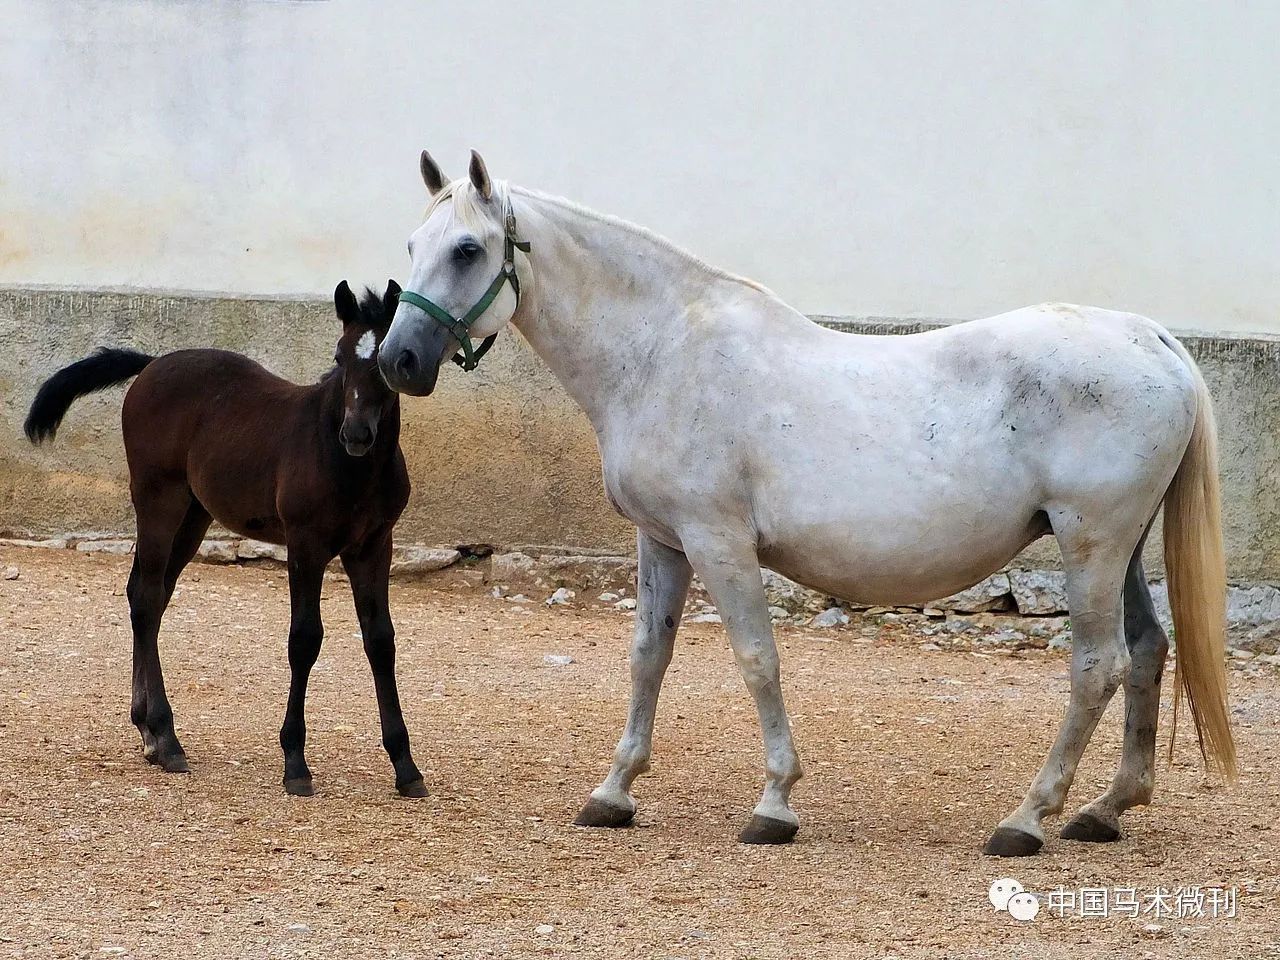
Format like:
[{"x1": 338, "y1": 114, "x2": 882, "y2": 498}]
[{"x1": 989, "y1": 878, "x2": 1040, "y2": 922}]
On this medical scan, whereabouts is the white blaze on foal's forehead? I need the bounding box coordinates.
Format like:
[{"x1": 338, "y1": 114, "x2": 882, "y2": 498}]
[{"x1": 355, "y1": 330, "x2": 377, "y2": 360}]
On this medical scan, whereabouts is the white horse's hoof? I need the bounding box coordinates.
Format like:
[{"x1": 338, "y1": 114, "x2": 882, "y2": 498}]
[
  {"x1": 738, "y1": 814, "x2": 799, "y2": 845},
  {"x1": 1060, "y1": 811, "x2": 1121, "y2": 843},
  {"x1": 573, "y1": 796, "x2": 635, "y2": 828},
  {"x1": 983, "y1": 826, "x2": 1043, "y2": 857}
]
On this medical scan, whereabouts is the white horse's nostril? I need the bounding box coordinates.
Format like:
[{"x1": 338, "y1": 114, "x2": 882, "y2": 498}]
[{"x1": 394, "y1": 349, "x2": 418, "y2": 378}]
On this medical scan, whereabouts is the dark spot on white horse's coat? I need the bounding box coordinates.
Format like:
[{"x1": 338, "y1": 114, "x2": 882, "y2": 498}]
[{"x1": 665, "y1": 615, "x2": 675, "y2": 629}]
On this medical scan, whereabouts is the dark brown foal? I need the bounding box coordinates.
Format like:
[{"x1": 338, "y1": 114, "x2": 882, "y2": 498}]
[{"x1": 26, "y1": 280, "x2": 425, "y2": 797}]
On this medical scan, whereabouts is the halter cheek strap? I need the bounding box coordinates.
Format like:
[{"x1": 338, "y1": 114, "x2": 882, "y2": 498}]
[{"x1": 397, "y1": 202, "x2": 531, "y2": 372}]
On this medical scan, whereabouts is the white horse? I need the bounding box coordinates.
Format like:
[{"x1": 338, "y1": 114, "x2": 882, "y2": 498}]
[{"x1": 380, "y1": 151, "x2": 1236, "y2": 856}]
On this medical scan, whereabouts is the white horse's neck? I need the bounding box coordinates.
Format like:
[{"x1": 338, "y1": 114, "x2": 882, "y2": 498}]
[{"x1": 508, "y1": 188, "x2": 781, "y2": 429}]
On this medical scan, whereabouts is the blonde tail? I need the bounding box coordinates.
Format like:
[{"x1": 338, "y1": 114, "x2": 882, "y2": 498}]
[{"x1": 1162, "y1": 338, "x2": 1236, "y2": 779}]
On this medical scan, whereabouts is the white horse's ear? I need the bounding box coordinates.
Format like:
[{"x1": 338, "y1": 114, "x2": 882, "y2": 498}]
[
  {"x1": 420, "y1": 150, "x2": 447, "y2": 196},
  {"x1": 468, "y1": 149, "x2": 493, "y2": 201}
]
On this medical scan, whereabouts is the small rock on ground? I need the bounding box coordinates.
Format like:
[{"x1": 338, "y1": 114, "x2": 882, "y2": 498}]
[{"x1": 810, "y1": 608, "x2": 850, "y2": 628}]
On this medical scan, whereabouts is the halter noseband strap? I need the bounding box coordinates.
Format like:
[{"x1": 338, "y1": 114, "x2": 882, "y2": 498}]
[{"x1": 397, "y1": 199, "x2": 531, "y2": 372}]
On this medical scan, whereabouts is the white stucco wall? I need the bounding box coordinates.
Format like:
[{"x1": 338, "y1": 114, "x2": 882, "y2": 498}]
[{"x1": 1, "y1": 0, "x2": 1276, "y2": 332}]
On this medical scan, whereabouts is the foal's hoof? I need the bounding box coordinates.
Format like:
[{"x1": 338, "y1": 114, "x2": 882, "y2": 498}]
[
  {"x1": 397, "y1": 778, "x2": 429, "y2": 799},
  {"x1": 738, "y1": 814, "x2": 799, "y2": 845},
  {"x1": 159, "y1": 753, "x2": 190, "y2": 774},
  {"x1": 1060, "y1": 811, "x2": 1121, "y2": 843},
  {"x1": 983, "y1": 827, "x2": 1043, "y2": 857},
  {"x1": 573, "y1": 797, "x2": 635, "y2": 829},
  {"x1": 283, "y1": 777, "x2": 315, "y2": 797}
]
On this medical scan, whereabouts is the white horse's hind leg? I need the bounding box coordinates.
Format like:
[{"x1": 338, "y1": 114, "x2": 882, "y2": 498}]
[
  {"x1": 985, "y1": 535, "x2": 1132, "y2": 857},
  {"x1": 684, "y1": 533, "x2": 803, "y2": 844},
  {"x1": 575, "y1": 532, "x2": 692, "y2": 829},
  {"x1": 1060, "y1": 554, "x2": 1168, "y2": 842}
]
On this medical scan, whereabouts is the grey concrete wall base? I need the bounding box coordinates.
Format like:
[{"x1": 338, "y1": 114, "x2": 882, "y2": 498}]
[{"x1": 4, "y1": 288, "x2": 1280, "y2": 580}]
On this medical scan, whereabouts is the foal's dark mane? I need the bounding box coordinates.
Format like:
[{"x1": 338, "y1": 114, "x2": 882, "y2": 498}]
[{"x1": 359, "y1": 285, "x2": 395, "y2": 329}]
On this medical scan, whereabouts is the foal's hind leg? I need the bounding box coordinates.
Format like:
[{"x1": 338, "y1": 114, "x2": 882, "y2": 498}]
[
  {"x1": 1061, "y1": 554, "x2": 1168, "y2": 842},
  {"x1": 131, "y1": 495, "x2": 211, "y2": 763},
  {"x1": 576, "y1": 532, "x2": 692, "y2": 829},
  {"x1": 985, "y1": 526, "x2": 1132, "y2": 857},
  {"x1": 127, "y1": 483, "x2": 198, "y2": 772},
  {"x1": 341, "y1": 527, "x2": 426, "y2": 798}
]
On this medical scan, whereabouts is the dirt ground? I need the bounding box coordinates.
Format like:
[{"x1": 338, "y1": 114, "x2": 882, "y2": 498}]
[{"x1": 1, "y1": 546, "x2": 1277, "y2": 960}]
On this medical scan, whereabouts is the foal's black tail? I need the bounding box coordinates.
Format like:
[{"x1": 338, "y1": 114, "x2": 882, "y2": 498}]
[{"x1": 24, "y1": 348, "x2": 155, "y2": 444}]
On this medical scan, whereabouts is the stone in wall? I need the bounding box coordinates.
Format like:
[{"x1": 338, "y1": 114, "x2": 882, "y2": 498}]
[
  {"x1": 488, "y1": 551, "x2": 636, "y2": 593},
  {"x1": 238, "y1": 539, "x2": 288, "y2": 562},
  {"x1": 1009, "y1": 569, "x2": 1068, "y2": 615},
  {"x1": 932, "y1": 574, "x2": 1013, "y2": 613},
  {"x1": 196, "y1": 540, "x2": 239, "y2": 563},
  {"x1": 74, "y1": 539, "x2": 133, "y2": 555},
  {"x1": 0, "y1": 537, "x2": 69, "y2": 550},
  {"x1": 760, "y1": 569, "x2": 832, "y2": 617},
  {"x1": 390, "y1": 546, "x2": 462, "y2": 576}
]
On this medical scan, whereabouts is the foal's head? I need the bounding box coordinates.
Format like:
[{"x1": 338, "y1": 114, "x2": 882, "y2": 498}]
[{"x1": 333, "y1": 279, "x2": 400, "y2": 457}]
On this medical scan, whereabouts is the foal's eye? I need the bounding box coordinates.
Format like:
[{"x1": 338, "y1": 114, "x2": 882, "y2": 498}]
[{"x1": 453, "y1": 239, "x2": 483, "y2": 263}]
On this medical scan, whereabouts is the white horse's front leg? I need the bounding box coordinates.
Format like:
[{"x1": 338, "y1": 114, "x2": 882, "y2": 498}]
[
  {"x1": 686, "y1": 533, "x2": 803, "y2": 844},
  {"x1": 575, "y1": 532, "x2": 692, "y2": 829},
  {"x1": 986, "y1": 555, "x2": 1130, "y2": 857}
]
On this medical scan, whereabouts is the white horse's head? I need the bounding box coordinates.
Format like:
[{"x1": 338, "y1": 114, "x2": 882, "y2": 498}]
[{"x1": 379, "y1": 150, "x2": 530, "y2": 396}]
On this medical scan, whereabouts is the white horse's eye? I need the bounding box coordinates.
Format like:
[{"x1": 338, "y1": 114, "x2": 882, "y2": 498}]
[{"x1": 453, "y1": 239, "x2": 483, "y2": 263}]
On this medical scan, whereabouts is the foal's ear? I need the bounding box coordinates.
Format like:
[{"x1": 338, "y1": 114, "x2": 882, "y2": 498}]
[
  {"x1": 383, "y1": 279, "x2": 401, "y2": 312},
  {"x1": 420, "y1": 150, "x2": 447, "y2": 196},
  {"x1": 334, "y1": 280, "x2": 361, "y2": 328},
  {"x1": 468, "y1": 149, "x2": 493, "y2": 201}
]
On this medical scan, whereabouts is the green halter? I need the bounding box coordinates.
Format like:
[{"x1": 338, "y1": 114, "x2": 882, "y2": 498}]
[{"x1": 397, "y1": 200, "x2": 531, "y2": 371}]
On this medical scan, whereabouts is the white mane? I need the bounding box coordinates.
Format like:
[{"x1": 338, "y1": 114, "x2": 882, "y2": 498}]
[
  {"x1": 426, "y1": 179, "x2": 776, "y2": 298},
  {"x1": 513, "y1": 185, "x2": 776, "y2": 297}
]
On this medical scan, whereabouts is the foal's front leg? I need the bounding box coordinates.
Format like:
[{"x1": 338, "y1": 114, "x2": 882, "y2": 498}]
[
  {"x1": 575, "y1": 532, "x2": 692, "y2": 828},
  {"x1": 279, "y1": 539, "x2": 328, "y2": 796},
  {"x1": 341, "y1": 528, "x2": 426, "y2": 798}
]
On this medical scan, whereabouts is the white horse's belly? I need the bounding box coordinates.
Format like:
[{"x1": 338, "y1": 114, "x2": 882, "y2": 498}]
[
  {"x1": 757, "y1": 505, "x2": 1047, "y2": 605},
  {"x1": 748, "y1": 441, "x2": 1049, "y2": 603}
]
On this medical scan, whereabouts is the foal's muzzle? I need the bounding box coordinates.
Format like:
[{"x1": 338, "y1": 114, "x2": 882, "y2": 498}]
[{"x1": 340, "y1": 422, "x2": 376, "y2": 457}]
